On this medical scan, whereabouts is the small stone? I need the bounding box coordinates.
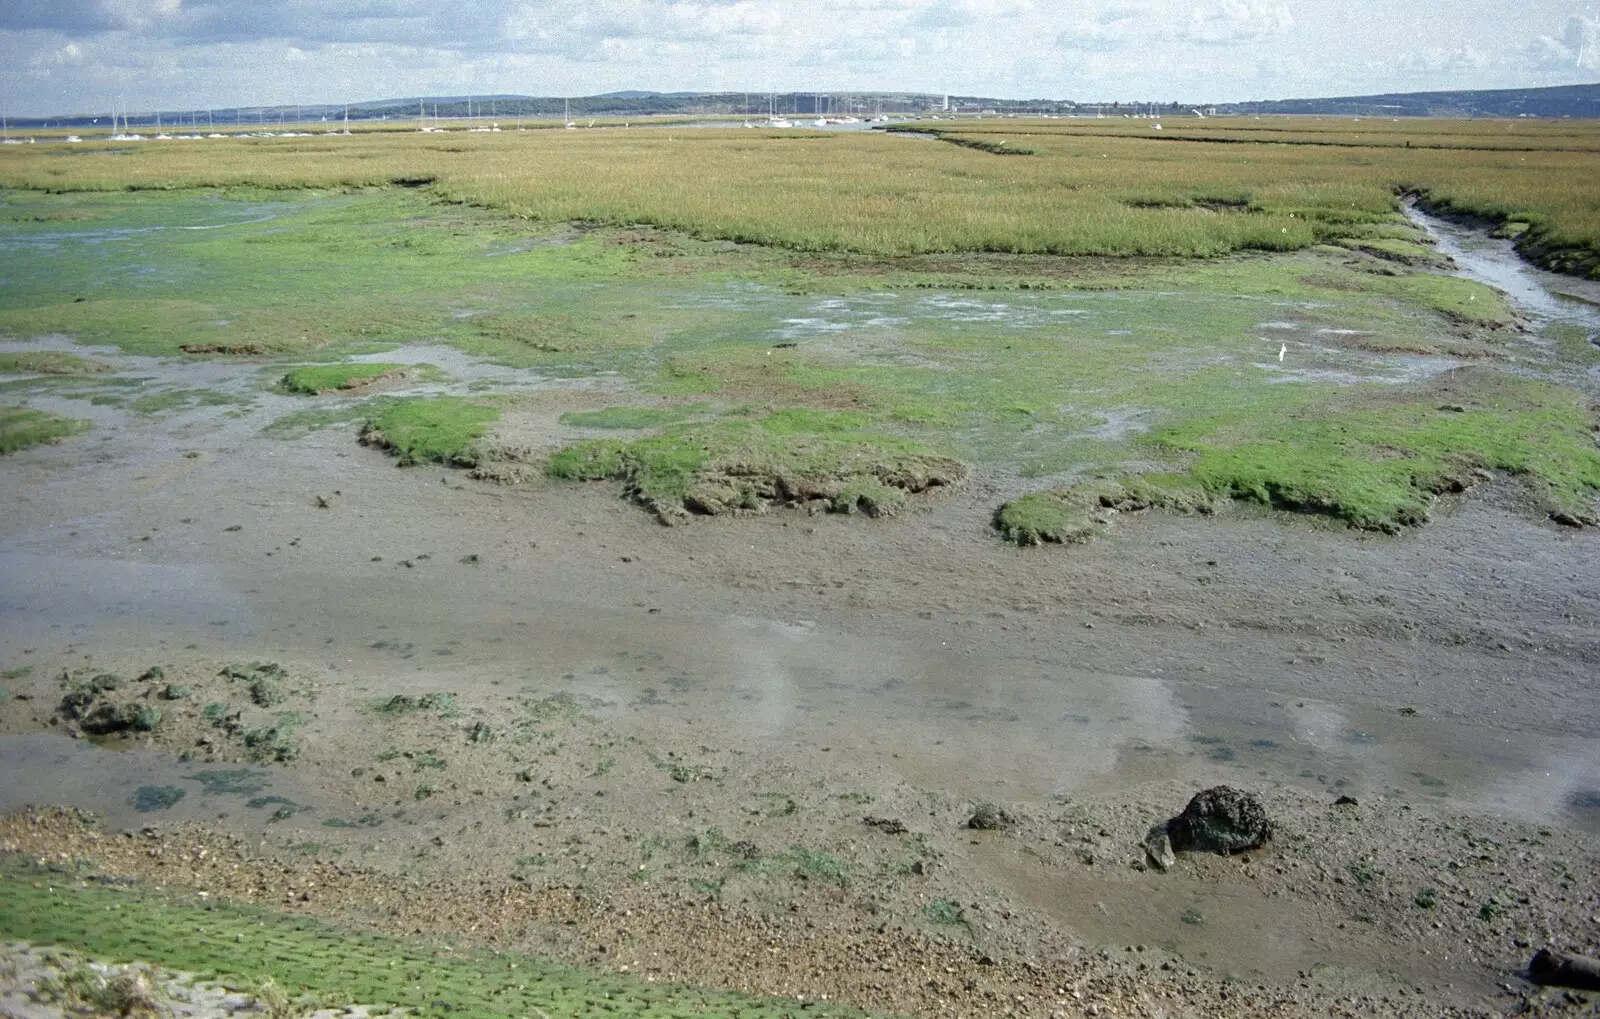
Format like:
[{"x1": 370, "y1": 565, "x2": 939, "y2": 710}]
[
  {"x1": 1143, "y1": 825, "x2": 1177, "y2": 872},
  {"x1": 966, "y1": 803, "x2": 1015, "y2": 831}
]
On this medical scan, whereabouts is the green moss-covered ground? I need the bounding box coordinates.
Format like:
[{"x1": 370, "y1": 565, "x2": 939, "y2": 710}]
[
  {"x1": 0, "y1": 860, "x2": 869, "y2": 1019},
  {"x1": 0, "y1": 405, "x2": 88, "y2": 454},
  {"x1": 280, "y1": 362, "x2": 409, "y2": 395},
  {"x1": 995, "y1": 373, "x2": 1600, "y2": 539},
  {"x1": 1159, "y1": 371, "x2": 1600, "y2": 531}
]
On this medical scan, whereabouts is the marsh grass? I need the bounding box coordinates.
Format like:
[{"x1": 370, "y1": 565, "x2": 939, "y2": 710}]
[
  {"x1": 996, "y1": 475, "x2": 1213, "y2": 545},
  {"x1": 559, "y1": 405, "x2": 709, "y2": 430},
  {"x1": 922, "y1": 898, "x2": 968, "y2": 926},
  {"x1": 4, "y1": 139, "x2": 1597, "y2": 536},
  {"x1": 262, "y1": 400, "x2": 386, "y2": 439},
  {"x1": 998, "y1": 372, "x2": 1600, "y2": 537},
  {"x1": 2, "y1": 118, "x2": 1596, "y2": 269}
]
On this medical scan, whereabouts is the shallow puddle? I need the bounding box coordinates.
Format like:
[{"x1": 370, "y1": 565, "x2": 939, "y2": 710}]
[
  {"x1": 3, "y1": 547, "x2": 1595, "y2": 835},
  {"x1": 0, "y1": 732, "x2": 333, "y2": 835}
]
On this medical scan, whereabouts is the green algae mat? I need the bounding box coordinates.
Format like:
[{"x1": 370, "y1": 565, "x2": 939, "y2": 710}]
[{"x1": 0, "y1": 863, "x2": 869, "y2": 1018}]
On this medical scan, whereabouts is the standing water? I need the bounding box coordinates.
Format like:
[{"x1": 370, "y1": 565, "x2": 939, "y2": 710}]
[{"x1": 1407, "y1": 201, "x2": 1600, "y2": 340}]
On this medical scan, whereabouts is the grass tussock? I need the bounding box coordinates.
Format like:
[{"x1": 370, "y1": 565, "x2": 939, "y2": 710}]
[
  {"x1": 359, "y1": 396, "x2": 500, "y2": 467},
  {"x1": 280, "y1": 362, "x2": 408, "y2": 395}
]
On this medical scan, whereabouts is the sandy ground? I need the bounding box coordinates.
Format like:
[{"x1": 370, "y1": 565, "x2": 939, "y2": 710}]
[{"x1": 2, "y1": 388, "x2": 1599, "y2": 1017}]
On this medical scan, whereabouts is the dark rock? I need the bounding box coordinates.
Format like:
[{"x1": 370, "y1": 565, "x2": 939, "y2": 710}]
[
  {"x1": 966, "y1": 803, "x2": 1015, "y2": 831},
  {"x1": 1166, "y1": 786, "x2": 1272, "y2": 855},
  {"x1": 1530, "y1": 949, "x2": 1600, "y2": 990},
  {"x1": 1334, "y1": 795, "x2": 1359, "y2": 806},
  {"x1": 863, "y1": 815, "x2": 908, "y2": 835}
]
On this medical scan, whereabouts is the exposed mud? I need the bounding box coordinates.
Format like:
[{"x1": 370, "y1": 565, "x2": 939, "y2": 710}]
[{"x1": 4, "y1": 404, "x2": 1600, "y2": 1017}]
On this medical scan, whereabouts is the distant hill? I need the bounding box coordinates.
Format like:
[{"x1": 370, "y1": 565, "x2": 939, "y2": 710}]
[
  {"x1": 15, "y1": 82, "x2": 1600, "y2": 128},
  {"x1": 1215, "y1": 82, "x2": 1600, "y2": 119},
  {"x1": 15, "y1": 92, "x2": 1065, "y2": 127}
]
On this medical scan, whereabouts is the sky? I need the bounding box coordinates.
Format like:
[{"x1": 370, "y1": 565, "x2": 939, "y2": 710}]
[{"x1": 1, "y1": 0, "x2": 1597, "y2": 117}]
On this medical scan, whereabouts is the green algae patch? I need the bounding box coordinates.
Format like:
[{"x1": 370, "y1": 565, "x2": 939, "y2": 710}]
[
  {"x1": 359, "y1": 397, "x2": 500, "y2": 467},
  {"x1": 1364, "y1": 272, "x2": 1516, "y2": 328},
  {"x1": 1159, "y1": 371, "x2": 1600, "y2": 532},
  {"x1": 1334, "y1": 238, "x2": 1445, "y2": 266},
  {"x1": 262, "y1": 401, "x2": 386, "y2": 440},
  {"x1": 560, "y1": 405, "x2": 708, "y2": 430},
  {"x1": 549, "y1": 411, "x2": 966, "y2": 523},
  {"x1": 997, "y1": 475, "x2": 1214, "y2": 545},
  {"x1": 280, "y1": 363, "x2": 410, "y2": 395},
  {"x1": 0, "y1": 351, "x2": 113, "y2": 375},
  {"x1": 128, "y1": 388, "x2": 250, "y2": 415},
  {"x1": 0, "y1": 405, "x2": 89, "y2": 454},
  {"x1": 0, "y1": 859, "x2": 873, "y2": 1019}
]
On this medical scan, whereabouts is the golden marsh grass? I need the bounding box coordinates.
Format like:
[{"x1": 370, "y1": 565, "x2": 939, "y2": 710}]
[{"x1": 2, "y1": 117, "x2": 1596, "y2": 268}]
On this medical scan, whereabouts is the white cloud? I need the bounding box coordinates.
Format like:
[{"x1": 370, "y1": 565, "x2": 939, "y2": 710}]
[
  {"x1": 1186, "y1": 2, "x2": 1292, "y2": 45},
  {"x1": 1057, "y1": 1, "x2": 1292, "y2": 52},
  {"x1": 1395, "y1": 43, "x2": 1491, "y2": 79},
  {"x1": 1528, "y1": 15, "x2": 1599, "y2": 70},
  {"x1": 0, "y1": 0, "x2": 1595, "y2": 116}
]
